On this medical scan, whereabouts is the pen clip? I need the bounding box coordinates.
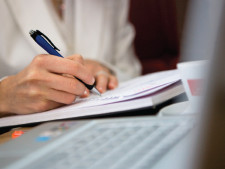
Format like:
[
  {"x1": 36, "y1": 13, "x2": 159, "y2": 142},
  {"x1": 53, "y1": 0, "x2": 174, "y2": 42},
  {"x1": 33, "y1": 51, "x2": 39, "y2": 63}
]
[{"x1": 36, "y1": 30, "x2": 60, "y2": 51}]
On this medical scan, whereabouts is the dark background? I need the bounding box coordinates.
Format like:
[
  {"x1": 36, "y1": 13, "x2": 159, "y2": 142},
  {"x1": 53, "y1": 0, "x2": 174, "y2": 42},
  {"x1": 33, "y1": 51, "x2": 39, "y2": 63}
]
[{"x1": 129, "y1": 0, "x2": 189, "y2": 74}]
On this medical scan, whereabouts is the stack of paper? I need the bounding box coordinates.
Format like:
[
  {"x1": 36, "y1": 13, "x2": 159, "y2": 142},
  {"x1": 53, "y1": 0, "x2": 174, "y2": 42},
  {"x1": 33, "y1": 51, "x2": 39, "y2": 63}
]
[{"x1": 0, "y1": 70, "x2": 184, "y2": 127}]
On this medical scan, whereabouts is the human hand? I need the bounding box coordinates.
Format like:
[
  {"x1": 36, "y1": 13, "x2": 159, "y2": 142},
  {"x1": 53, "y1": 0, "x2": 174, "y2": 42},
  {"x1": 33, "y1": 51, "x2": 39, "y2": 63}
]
[
  {"x1": 0, "y1": 54, "x2": 94, "y2": 115},
  {"x1": 80, "y1": 59, "x2": 118, "y2": 97}
]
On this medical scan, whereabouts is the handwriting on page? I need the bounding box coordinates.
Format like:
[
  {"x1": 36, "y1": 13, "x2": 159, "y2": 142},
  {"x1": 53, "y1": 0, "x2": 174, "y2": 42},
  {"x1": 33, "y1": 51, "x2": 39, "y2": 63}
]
[{"x1": 73, "y1": 70, "x2": 180, "y2": 108}]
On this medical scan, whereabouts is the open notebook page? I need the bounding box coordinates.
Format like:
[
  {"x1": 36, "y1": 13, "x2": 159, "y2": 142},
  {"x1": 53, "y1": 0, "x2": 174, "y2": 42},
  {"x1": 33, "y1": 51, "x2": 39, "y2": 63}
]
[
  {"x1": 0, "y1": 70, "x2": 181, "y2": 127},
  {"x1": 73, "y1": 70, "x2": 180, "y2": 108}
]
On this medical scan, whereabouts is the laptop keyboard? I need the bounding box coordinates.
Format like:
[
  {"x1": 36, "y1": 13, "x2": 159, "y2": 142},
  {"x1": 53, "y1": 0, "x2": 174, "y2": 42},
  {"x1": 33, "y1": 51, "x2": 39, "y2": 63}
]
[{"x1": 30, "y1": 118, "x2": 194, "y2": 169}]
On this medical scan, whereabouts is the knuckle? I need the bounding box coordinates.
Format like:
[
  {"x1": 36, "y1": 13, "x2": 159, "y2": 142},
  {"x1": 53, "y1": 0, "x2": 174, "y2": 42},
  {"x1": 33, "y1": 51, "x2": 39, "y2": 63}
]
[
  {"x1": 68, "y1": 78, "x2": 76, "y2": 89},
  {"x1": 28, "y1": 87, "x2": 42, "y2": 98},
  {"x1": 72, "y1": 62, "x2": 79, "y2": 72},
  {"x1": 97, "y1": 75, "x2": 108, "y2": 84},
  {"x1": 79, "y1": 86, "x2": 86, "y2": 95},
  {"x1": 25, "y1": 69, "x2": 40, "y2": 81},
  {"x1": 76, "y1": 54, "x2": 83, "y2": 60},
  {"x1": 36, "y1": 101, "x2": 49, "y2": 111},
  {"x1": 64, "y1": 95, "x2": 76, "y2": 104},
  {"x1": 32, "y1": 55, "x2": 46, "y2": 67},
  {"x1": 110, "y1": 75, "x2": 117, "y2": 82},
  {"x1": 85, "y1": 72, "x2": 95, "y2": 85},
  {"x1": 73, "y1": 54, "x2": 84, "y2": 64},
  {"x1": 28, "y1": 100, "x2": 49, "y2": 113},
  {"x1": 74, "y1": 81, "x2": 86, "y2": 95},
  {"x1": 67, "y1": 79, "x2": 86, "y2": 95}
]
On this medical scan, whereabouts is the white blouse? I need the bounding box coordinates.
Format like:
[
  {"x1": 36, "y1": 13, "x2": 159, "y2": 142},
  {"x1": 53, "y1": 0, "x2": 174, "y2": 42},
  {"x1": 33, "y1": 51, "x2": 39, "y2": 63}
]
[{"x1": 0, "y1": 0, "x2": 142, "y2": 82}]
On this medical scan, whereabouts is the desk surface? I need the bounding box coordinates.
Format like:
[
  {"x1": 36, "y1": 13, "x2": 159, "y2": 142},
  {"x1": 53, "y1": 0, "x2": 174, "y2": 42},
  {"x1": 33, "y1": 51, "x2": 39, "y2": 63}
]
[{"x1": 0, "y1": 127, "x2": 32, "y2": 145}]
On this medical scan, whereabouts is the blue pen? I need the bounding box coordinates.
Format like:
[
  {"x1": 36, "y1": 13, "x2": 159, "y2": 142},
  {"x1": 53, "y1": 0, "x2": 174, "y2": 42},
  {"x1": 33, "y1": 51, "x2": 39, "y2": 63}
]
[{"x1": 29, "y1": 30, "x2": 101, "y2": 96}]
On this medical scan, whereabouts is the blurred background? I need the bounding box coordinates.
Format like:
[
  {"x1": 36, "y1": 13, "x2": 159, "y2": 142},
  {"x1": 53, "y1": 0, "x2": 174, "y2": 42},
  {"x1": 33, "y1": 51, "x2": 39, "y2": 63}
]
[{"x1": 128, "y1": 0, "x2": 189, "y2": 74}]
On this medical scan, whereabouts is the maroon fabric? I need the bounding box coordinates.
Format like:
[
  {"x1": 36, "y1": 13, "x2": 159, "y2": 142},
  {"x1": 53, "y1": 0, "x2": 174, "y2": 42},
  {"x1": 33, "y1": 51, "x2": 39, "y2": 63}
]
[{"x1": 129, "y1": 0, "x2": 180, "y2": 74}]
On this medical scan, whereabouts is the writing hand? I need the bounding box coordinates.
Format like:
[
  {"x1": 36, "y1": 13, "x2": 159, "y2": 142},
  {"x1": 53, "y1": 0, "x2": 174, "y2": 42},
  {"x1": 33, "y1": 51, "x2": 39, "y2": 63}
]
[{"x1": 0, "y1": 54, "x2": 94, "y2": 114}]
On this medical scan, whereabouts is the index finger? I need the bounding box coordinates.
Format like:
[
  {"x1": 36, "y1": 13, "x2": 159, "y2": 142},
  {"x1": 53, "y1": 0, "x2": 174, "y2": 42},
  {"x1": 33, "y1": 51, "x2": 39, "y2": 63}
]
[
  {"x1": 32, "y1": 54, "x2": 95, "y2": 85},
  {"x1": 66, "y1": 54, "x2": 84, "y2": 65}
]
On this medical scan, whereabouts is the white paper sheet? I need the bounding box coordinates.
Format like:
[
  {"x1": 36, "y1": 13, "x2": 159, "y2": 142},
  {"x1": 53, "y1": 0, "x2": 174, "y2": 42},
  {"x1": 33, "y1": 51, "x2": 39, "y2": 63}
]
[{"x1": 73, "y1": 70, "x2": 180, "y2": 108}]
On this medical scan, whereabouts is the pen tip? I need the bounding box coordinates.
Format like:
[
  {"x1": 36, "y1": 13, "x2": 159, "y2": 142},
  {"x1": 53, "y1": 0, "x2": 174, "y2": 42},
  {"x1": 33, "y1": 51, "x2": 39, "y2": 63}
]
[{"x1": 92, "y1": 87, "x2": 101, "y2": 96}]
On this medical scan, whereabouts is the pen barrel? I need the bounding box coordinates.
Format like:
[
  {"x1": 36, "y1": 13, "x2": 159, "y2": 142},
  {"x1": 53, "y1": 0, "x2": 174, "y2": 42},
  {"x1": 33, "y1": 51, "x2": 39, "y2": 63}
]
[
  {"x1": 76, "y1": 78, "x2": 94, "y2": 90},
  {"x1": 35, "y1": 35, "x2": 94, "y2": 90},
  {"x1": 35, "y1": 35, "x2": 63, "y2": 58}
]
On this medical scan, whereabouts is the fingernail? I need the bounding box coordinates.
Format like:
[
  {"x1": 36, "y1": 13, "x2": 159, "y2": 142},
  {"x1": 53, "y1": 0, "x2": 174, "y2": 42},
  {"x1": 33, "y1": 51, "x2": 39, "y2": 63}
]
[
  {"x1": 109, "y1": 83, "x2": 115, "y2": 89},
  {"x1": 83, "y1": 90, "x2": 88, "y2": 96},
  {"x1": 110, "y1": 83, "x2": 115, "y2": 88},
  {"x1": 98, "y1": 87, "x2": 103, "y2": 93},
  {"x1": 92, "y1": 77, "x2": 95, "y2": 84}
]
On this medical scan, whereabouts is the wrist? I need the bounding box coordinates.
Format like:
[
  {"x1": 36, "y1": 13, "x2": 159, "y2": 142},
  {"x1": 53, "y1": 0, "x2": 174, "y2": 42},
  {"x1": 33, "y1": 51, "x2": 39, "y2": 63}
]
[{"x1": 0, "y1": 77, "x2": 11, "y2": 114}]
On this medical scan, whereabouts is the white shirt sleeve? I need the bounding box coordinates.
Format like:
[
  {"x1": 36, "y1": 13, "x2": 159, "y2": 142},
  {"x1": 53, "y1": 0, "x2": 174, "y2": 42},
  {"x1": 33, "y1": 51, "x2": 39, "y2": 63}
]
[
  {"x1": 72, "y1": 0, "x2": 142, "y2": 82},
  {"x1": 98, "y1": 0, "x2": 142, "y2": 82}
]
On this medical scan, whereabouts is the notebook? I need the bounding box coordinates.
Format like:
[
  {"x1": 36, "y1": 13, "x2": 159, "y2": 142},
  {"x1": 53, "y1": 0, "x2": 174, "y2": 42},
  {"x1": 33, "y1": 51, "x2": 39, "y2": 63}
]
[{"x1": 0, "y1": 70, "x2": 183, "y2": 127}]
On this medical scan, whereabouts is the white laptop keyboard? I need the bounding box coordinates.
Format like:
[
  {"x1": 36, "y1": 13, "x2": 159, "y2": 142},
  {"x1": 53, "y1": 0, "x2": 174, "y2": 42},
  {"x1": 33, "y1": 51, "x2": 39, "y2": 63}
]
[{"x1": 26, "y1": 117, "x2": 194, "y2": 169}]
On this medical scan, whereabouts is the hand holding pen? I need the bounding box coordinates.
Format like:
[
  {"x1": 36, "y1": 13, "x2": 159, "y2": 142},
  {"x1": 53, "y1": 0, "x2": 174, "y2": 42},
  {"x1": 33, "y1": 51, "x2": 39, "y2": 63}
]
[
  {"x1": 0, "y1": 32, "x2": 97, "y2": 115},
  {"x1": 29, "y1": 30, "x2": 101, "y2": 96},
  {"x1": 0, "y1": 29, "x2": 118, "y2": 115},
  {"x1": 0, "y1": 53, "x2": 94, "y2": 114}
]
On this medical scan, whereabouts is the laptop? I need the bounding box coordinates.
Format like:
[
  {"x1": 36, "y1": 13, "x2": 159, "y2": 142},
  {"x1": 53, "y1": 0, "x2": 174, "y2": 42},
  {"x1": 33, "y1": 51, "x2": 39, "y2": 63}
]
[{"x1": 0, "y1": 0, "x2": 224, "y2": 169}]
